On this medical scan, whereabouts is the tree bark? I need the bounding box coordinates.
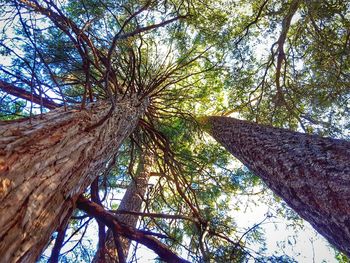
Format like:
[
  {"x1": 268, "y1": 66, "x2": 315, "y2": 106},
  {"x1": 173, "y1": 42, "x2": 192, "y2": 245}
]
[
  {"x1": 94, "y1": 151, "x2": 154, "y2": 262},
  {"x1": 202, "y1": 116, "x2": 350, "y2": 256},
  {"x1": 0, "y1": 98, "x2": 145, "y2": 262}
]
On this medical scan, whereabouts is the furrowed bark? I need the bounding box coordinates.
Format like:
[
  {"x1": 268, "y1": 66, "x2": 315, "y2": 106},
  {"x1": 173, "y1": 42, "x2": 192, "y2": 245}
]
[
  {"x1": 77, "y1": 196, "x2": 190, "y2": 263},
  {"x1": 202, "y1": 116, "x2": 350, "y2": 256},
  {"x1": 94, "y1": 151, "x2": 154, "y2": 262},
  {"x1": 0, "y1": 98, "x2": 146, "y2": 262}
]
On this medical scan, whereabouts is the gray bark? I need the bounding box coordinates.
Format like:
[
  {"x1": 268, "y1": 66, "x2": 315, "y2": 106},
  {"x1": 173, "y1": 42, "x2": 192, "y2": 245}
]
[
  {"x1": 0, "y1": 98, "x2": 145, "y2": 263},
  {"x1": 94, "y1": 151, "x2": 154, "y2": 262},
  {"x1": 204, "y1": 116, "x2": 350, "y2": 256}
]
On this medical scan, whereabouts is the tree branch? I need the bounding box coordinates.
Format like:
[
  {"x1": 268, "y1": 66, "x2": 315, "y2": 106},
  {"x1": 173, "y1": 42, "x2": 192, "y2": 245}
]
[
  {"x1": 90, "y1": 178, "x2": 107, "y2": 262},
  {"x1": 111, "y1": 209, "x2": 199, "y2": 223},
  {"x1": 117, "y1": 15, "x2": 187, "y2": 40},
  {"x1": 0, "y1": 80, "x2": 61, "y2": 110},
  {"x1": 48, "y1": 223, "x2": 68, "y2": 263},
  {"x1": 275, "y1": 0, "x2": 300, "y2": 101},
  {"x1": 77, "y1": 196, "x2": 190, "y2": 263}
]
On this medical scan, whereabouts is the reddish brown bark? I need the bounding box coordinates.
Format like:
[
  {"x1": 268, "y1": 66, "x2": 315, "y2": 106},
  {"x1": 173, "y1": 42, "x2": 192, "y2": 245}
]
[
  {"x1": 0, "y1": 79, "x2": 61, "y2": 110},
  {"x1": 77, "y1": 196, "x2": 189, "y2": 263},
  {"x1": 203, "y1": 116, "x2": 350, "y2": 256},
  {"x1": 94, "y1": 151, "x2": 154, "y2": 262},
  {"x1": 0, "y1": 98, "x2": 145, "y2": 262}
]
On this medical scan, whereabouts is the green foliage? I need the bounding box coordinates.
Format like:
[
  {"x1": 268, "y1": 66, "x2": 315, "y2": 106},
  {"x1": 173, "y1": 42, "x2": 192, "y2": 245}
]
[
  {"x1": 1, "y1": 0, "x2": 348, "y2": 261},
  {"x1": 0, "y1": 96, "x2": 27, "y2": 120},
  {"x1": 336, "y1": 252, "x2": 350, "y2": 263}
]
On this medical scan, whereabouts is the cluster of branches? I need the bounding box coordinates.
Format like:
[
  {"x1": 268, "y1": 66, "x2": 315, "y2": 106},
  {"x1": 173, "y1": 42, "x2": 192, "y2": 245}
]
[
  {"x1": 0, "y1": 0, "x2": 193, "y2": 111},
  {"x1": 1, "y1": 0, "x2": 349, "y2": 262},
  {"x1": 220, "y1": 0, "x2": 350, "y2": 137},
  {"x1": 44, "y1": 137, "x2": 280, "y2": 262},
  {"x1": 0, "y1": 0, "x2": 255, "y2": 262}
]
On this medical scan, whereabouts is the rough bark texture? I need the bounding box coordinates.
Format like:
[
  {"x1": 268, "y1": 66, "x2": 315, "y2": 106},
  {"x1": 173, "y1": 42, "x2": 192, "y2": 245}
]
[
  {"x1": 94, "y1": 151, "x2": 154, "y2": 262},
  {"x1": 0, "y1": 98, "x2": 145, "y2": 263},
  {"x1": 204, "y1": 116, "x2": 350, "y2": 256}
]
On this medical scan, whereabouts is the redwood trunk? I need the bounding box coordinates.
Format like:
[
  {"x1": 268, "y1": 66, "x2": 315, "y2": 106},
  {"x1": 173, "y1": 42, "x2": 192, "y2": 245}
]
[
  {"x1": 94, "y1": 151, "x2": 154, "y2": 262},
  {"x1": 204, "y1": 116, "x2": 350, "y2": 256},
  {"x1": 0, "y1": 99, "x2": 145, "y2": 262}
]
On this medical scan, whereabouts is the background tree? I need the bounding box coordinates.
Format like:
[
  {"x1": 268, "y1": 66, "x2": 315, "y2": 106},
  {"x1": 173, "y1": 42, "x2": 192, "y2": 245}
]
[
  {"x1": 92, "y1": 149, "x2": 155, "y2": 262},
  {"x1": 200, "y1": 116, "x2": 350, "y2": 256}
]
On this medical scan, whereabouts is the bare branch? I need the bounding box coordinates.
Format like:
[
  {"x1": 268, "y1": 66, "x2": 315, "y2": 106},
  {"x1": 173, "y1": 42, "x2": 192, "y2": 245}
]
[
  {"x1": 111, "y1": 209, "x2": 199, "y2": 223},
  {"x1": 0, "y1": 80, "x2": 61, "y2": 109},
  {"x1": 77, "y1": 196, "x2": 190, "y2": 263},
  {"x1": 275, "y1": 0, "x2": 300, "y2": 101},
  {"x1": 48, "y1": 223, "x2": 68, "y2": 263}
]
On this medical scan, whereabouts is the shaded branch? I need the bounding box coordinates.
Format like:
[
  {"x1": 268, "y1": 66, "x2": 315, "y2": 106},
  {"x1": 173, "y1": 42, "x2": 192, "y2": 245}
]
[
  {"x1": 90, "y1": 177, "x2": 107, "y2": 262},
  {"x1": 113, "y1": 234, "x2": 126, "y2": 263},
  {"x1": 77, "y1": 196, "x2": 190, "y2": 263},
  {"x1": 48, "y1": 222, "x2": 69, "y2": 263},
  {"x1": 112, "y1": 209, "x2": 199, "y2": 223},
  {"x1": 275, "y1": 0, "x2": 300, "y2": 101},
  {"x1": 118, "y1": 15, "x2": 187, "y2": 40},
  {"x1": 0, "y1": 79, "x2": 61, "y2": 110}
]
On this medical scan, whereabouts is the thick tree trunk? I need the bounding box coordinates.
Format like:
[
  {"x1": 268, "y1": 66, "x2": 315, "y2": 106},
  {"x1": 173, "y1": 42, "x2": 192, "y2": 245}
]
[
  {"x1": 94, "y1": 151, "x2": 154, "y2": 262},
  {"x1": 202, "y1": 116, "x2": 350, "y2": 256},
  {"x1": 0, "y1": 98, "x2": 145, "y2": 263}
]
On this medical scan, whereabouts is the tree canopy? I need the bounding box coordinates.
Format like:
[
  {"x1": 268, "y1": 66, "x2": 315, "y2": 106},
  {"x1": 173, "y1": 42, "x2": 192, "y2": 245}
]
[{"x1": 0, "y1": 0, "x2": 349, "y2": 262}]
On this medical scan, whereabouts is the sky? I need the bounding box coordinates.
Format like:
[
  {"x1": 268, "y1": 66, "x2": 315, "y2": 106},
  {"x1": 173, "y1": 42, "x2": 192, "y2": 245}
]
[
  {"x1": 231, "y1": 187, "x2": 339, "y2": 262},
  {"x1": 2, "y1": 2, "x2": 346, "y2": 262},
  {"x1": 129, "y1": 181, "x2": 341, "y2": 263},
  {"x1": 102, "y1": 180, "x2": 340, "y2": 263},
  {"x1": 79, "y1": 160, "x2": 341, "y2": 263}
]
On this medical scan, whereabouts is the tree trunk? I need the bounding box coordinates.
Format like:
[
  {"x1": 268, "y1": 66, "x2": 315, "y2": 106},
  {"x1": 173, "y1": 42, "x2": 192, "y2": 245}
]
[
  {"x1": 0, "y1": 98, "x2": 145, "y2": 263},
  {"x1": 94, "y1": 151, "x2": 154, "y2": 262},
  {"x1": 201, "y1": 116, "x2": 350, "y2": 256}
]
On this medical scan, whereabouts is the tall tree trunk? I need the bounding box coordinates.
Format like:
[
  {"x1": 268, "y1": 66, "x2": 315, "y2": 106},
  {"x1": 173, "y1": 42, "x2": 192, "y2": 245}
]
[
  {"x1": 94, "y1": 150, "x2": 154, "y2": 262},
  {"x1": 201, "y1": 116, "x2": 350, "y2": 256},
  {"x1": 0, "y1": 98, "x2": 146, "y2": 262}
]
